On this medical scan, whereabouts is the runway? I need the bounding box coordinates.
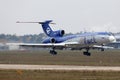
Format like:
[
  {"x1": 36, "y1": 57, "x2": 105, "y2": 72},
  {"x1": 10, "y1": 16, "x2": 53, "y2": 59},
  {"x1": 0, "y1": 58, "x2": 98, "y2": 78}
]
[{"x1": 0, "y1": 64, "x2": 120, "y2": 71}]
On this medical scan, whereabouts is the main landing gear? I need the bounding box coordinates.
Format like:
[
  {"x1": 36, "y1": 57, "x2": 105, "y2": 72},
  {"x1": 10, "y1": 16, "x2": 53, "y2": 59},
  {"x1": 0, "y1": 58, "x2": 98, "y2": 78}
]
[
  {"x1": 83, "y1": 48, "x2": 91, "y2": 56},
  {"x1": 101, "y1": 44, "x2": 105, "y2": 51},
  {"x1": 49, "y1": 46, "x2": 57, "y2": 55},
  {"x1": 101, "y1": 48, "x2": 104, "y2": 51}
]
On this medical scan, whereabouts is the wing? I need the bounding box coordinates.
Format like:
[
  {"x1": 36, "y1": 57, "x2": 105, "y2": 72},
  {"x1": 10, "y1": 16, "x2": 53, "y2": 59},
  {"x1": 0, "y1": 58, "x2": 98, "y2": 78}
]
[
  {"x1": 19, "y1": 42, "x2": 79, "y2": 49},
  {"x1": 6, "y1": 42, "x2": 113, "y2": 51},
  {"x1": 93, "y1": 45, "x2": 114, "y2": 49},
  {"x1": 20, "y1": 43, "x2": 65, "y2": 49}
]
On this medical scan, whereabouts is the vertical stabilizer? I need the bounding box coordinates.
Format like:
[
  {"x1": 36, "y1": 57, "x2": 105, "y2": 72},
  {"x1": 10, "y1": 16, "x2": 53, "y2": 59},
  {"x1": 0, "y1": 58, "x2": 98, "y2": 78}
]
[{"x1": 40, "y1": 20, "x2": 53, "y2": 37}]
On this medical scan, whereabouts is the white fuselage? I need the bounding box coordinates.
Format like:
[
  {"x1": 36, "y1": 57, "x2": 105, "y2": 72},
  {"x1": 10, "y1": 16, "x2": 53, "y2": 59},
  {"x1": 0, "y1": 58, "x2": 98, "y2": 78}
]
[{"x1": 64, "y1": 33, "x2": 116, "y2": 48}]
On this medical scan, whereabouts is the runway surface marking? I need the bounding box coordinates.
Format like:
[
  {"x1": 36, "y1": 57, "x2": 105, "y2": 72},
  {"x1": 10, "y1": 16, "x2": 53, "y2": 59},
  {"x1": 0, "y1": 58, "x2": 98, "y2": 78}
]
[{"x1": 0, "y1": 64, "x2": 120, "y2": 71}]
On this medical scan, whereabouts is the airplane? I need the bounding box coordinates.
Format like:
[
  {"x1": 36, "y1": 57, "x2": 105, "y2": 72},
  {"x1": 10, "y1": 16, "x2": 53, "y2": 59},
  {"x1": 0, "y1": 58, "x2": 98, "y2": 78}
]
[{"x1": 16, "y1": 20, "x2": 116, "y2": 56}]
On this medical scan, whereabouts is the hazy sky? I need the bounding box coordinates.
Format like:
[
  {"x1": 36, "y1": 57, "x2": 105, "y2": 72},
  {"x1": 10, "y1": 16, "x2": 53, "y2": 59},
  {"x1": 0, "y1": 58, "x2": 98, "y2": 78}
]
[{"x1": 0, "y1": 0, "x2": 120, "y2": 35}]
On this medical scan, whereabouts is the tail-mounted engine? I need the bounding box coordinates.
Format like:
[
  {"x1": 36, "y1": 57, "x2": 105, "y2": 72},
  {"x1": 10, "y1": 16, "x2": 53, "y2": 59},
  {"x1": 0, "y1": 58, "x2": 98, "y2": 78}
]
[
  {"x1": 52, "y1": 30, "x2": 65, "y2": 37},
  {"x1": 50, "y1": 38, "x2": 56, "y2": 43}
]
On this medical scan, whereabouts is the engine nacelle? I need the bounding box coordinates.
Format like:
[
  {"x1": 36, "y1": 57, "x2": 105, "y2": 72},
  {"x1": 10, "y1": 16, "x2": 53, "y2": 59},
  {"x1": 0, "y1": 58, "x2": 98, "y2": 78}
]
[
  {"x1": 53, "y1": 30, "x2": 65, "y2": 37},
  {"x1": 50, "y1": 38, "x2": 56, "y2": 43}
]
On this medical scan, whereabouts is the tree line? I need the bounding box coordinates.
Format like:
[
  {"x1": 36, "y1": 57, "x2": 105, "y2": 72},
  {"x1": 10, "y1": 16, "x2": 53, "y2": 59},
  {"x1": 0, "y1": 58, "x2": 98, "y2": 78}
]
[{"x1": 0, "y1": 33, "x2": 46, "y2": 43}]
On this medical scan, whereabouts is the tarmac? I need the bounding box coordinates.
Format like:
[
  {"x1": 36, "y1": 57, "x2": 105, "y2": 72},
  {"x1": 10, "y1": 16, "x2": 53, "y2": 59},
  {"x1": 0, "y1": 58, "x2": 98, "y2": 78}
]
[{"x1": 0, "y1": 64, "x2": 120, "y2": 71}]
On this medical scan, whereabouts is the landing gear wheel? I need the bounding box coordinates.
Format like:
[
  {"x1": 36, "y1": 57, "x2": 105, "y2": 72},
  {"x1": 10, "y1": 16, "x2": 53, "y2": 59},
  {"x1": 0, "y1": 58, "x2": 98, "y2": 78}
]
[
  {"x1": 83, "y1": 52, "x2": 91, "y2": 56},
  {"x1": 101, "y1": 48, "x2": 104, "y2": 51},
  {"x1": 50, "y1": 50, "x2": 57, "y2": 55}
]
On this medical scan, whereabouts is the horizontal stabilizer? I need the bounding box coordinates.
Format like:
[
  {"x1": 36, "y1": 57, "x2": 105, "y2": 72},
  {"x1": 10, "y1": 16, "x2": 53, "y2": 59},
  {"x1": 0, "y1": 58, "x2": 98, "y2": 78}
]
[{"x1": 16, "y1": 20, "x2": 56, "y2": 24}]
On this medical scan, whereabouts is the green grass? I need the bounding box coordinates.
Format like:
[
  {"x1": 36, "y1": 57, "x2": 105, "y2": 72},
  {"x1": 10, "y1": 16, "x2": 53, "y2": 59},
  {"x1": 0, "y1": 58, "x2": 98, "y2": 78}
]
[
  {"x1": 0, "y1": 70, "x2": 120, "y2": 80},
  {"x1": 0, "y1": 50, "x2": 120, "y2": 66},
  {"x1": 0, "y1": 50, "x2": 120, "y2": 80}
]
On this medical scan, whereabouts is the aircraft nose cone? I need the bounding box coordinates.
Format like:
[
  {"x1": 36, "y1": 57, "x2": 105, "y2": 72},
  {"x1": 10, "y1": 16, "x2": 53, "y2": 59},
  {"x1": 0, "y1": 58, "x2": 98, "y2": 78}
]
[{"x1": 109, "y1": 36, "x2": 116, "y2": 42}]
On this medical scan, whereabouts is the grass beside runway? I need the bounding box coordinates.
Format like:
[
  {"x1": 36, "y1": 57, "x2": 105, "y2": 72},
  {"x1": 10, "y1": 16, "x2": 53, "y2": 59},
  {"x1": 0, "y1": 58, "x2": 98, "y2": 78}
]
[
  {"x1": 0, "y1": 50, "x2": 120, "y2": 66},
  {"x1": 0, "y1": 50, "x2": 120, "y2": 80},
  {"x1": 0, "y1": 70, "x2": 120, "y2": 80}
]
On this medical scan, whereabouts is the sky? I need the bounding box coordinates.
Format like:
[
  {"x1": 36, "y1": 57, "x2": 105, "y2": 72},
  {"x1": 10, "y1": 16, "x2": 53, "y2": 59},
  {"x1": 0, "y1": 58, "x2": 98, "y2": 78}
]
[{"x1": 0, "y1": 0, "x2": 120, "y2": 35}]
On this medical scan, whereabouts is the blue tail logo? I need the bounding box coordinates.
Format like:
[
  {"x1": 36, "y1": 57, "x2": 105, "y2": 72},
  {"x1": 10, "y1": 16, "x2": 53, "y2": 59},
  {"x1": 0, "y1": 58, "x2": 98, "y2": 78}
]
[
  {"x1": 46, "y1": 27, "x2": 51, "y2": 34},
  {"x1": 41, "y1": 20, "x2": 53, "y2": 36}
]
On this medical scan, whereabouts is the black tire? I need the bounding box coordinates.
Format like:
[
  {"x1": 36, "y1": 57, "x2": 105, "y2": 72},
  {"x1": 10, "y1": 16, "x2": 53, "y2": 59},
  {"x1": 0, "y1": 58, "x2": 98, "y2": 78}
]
[
  {"x1": 49, "y1": 50, "x2": 57, "y2": 55},
  {"x1": 83, "y1": 52, "x2": 91, "y2": 56}
]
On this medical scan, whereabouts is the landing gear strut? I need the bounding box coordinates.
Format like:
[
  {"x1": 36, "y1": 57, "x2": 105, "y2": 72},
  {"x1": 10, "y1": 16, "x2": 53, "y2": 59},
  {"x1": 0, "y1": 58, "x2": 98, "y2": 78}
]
[
  {"x1": 101, "y1": 44, "x2": 104, "y2": 51},
  {"x1": 83, "y1": 48, "x2": 91, "y2": 56},
  {"x1": 49, "y1": 46, "x2": 57, "y2": 55}
]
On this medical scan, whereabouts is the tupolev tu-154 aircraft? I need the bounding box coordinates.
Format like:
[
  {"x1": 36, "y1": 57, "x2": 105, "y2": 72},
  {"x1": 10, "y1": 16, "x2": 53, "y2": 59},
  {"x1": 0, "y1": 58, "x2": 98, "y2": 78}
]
[{"x1": 16, "y1": 20, "x2": 116, "y2": 56}]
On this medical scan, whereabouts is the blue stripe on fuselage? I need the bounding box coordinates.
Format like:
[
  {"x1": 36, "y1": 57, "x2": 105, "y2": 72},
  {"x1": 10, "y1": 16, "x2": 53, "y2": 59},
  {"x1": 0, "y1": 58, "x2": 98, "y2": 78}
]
[{"x1": 42, "y1": 32, "x2": 110, "y2": 43}]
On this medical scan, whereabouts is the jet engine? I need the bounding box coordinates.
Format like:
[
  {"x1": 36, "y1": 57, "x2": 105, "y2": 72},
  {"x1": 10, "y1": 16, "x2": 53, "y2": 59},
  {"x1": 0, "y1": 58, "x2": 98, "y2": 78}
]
[
  {"x1": 50, "y1": 38, "x2": 56, "y2": 43},
  {"x1": 53, "y1": 30, "x2": 65, "y2": 37}
]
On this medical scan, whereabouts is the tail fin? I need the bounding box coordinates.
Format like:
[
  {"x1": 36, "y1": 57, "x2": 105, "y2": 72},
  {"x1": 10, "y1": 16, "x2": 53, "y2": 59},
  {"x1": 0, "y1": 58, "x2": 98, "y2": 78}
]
[
  {"x1": 16, "y1": 20, "x2": 55, "y2": 37},
  {"x1": 40, "y1": 20, "x2": 54, "y2": 37}
]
